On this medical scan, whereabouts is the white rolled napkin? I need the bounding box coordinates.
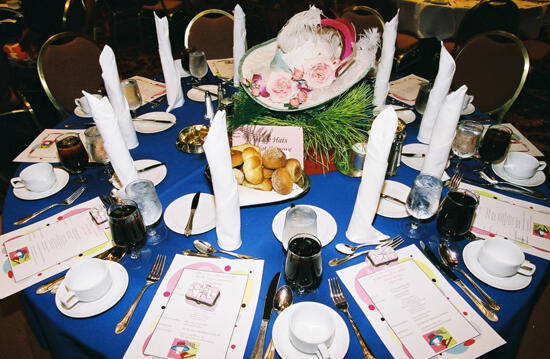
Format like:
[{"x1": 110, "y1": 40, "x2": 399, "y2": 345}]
[
  {"x1": 99, "y1": 45, "x2": 138, "y2": 149},
  {"x1": 84, "y1": 91, "x2": 138, "y2": 187},
  {"x1": 203, "y1": 110, "x2": 241, "y2": 250},
  {"x1": 346, "y1": 107, "x2": 398, "y2": 243},
  {"x1": 154, "y1": 12, "x2": 184, "y2": 112},
  {"x1": 233, "y1": 4, "x2": 246, "y2": 86},
  {"x1": 421, "y1": 85, "x2": 467, "y2": 179},
  {"x1": 417, "y1": 43, "x2": 456, "y2": 144},
  {"x1": 373, "y1": 11, "x2": 399, "y2": 108}
]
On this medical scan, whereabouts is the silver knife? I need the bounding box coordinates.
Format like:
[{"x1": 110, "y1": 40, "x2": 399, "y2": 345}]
[
  {"x1": 138, "y1": 162, "x2": 166, "y2": 173},
  {"x1": 250, "y1": 272, "x2": 281, "y2": 359},
  {"x1": 402, "y1": 153, "x2": 425, "y2": 158},
  {"x1": 462, "y1": 177, "x2": 547, "y2": 201},
  {"x1": 184, "y1": 192, "x2": 201, "y2": 237},
  {"x1": 419, "y1": 241, "x2": 498, "y2": 322},
  {"x1": 133, "y1": 118, "x2": 174, "y2": 124}
]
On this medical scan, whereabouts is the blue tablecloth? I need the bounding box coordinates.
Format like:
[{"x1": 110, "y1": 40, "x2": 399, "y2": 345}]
[{"x1": 3, "y1": 81, "x2": 549, "y2": 358}]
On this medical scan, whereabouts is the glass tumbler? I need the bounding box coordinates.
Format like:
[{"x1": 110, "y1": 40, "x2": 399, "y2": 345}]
[
  {"x1": 121, "y1": 79, "x2": 142, "y2": 117},
  {"x1": 415, "y1": 81, "x2": 432, "y2": 114},
  {"x1": 437, "y1": 189, "x2": 480, "y2": 241},
  {"x1": 84, "y1": 126, "x2": 110, "y2": 181},
  {"x1": 124, "y1": 179, "x2": 166, "y2": 245},
  {"x1": 284, "y1": 233, "x2": 323, "y2": 295},
  {"x1": 282, "y1": 205, "x2": 317, "y2": 249}
]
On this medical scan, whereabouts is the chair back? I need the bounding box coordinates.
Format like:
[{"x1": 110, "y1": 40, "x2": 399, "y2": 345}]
[
  {"x1": 453, "y1": 0, "x2": 519, "y2": 54},
  {"x1": 37, "y1": 32, "x2": 103, "y2": 116},
  {"x1": 184, "y1": 9, "x2": 234, "y2": 60},
  {"x1": 341, "y1": 5, "x2": 384, "y2": 36},
  {"x1": 452, "y1": 31, "x2": 529, "y2": 122}
]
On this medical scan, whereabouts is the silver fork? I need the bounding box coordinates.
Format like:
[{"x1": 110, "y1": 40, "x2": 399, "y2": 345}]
[
  {"x1": 13, "y1": 184, "x2": 87, "y2": 225},
  {"x1": 115, "y1": 254, "x2": 166, "y2": 334},
  {"x1": 447, "y1": 172, "x2": 463, "y2": 191},
  {"x1": 329, "y1": 277, "x2": 376, "y2": 359},
  {"x1": 329, "y1": 235, "x2": 404, "y2": 266}
]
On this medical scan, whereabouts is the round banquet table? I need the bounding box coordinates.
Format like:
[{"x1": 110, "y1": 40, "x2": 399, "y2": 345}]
[
  {"x1": 395, "y1": 0, "x2": 550, "y2": 40},
  {"x1": 3, "y1": 77, "x2": 550, "y2": 359}
]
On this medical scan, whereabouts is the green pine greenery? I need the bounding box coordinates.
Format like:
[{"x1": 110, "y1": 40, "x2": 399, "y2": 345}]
[{"x1": 228, "y1": 81, "x2": 375, "y2": 172}]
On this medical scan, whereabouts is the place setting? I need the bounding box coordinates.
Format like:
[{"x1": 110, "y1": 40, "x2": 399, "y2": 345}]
[{"x1": 11, "y1": 162, "x2": 69, "y2": 201}]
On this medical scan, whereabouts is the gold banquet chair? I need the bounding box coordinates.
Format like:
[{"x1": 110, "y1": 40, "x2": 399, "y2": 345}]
[
  {"x1": 37, "y1": 32, "x2": 103, "y2": 117},
  {"x1": 451, "y1": 31, "x2": 529, "y2": 123},
  {"x1": 184, "y1": 9, "x2": 234, "y2": 60}
]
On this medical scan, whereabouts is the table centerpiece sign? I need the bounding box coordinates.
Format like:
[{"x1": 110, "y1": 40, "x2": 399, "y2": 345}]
[
  {"x1": 417, "y1": 43, "x2": 456, "y2": 144},
  {"x1": 155, "y1": 12, "x2": 184, "y2": 112},
  {"x1": 124, "y1": 254, "x2": 264, "y2": 359},
  {"x1": 204, "y1": 110, "x2": 241, "y2": 251},
  {"x1": 346, "y1": 107, "x2": 398, "y2": 243},
  {"x1": 373, "y1": 11, "x2": 399, "y2": 108},
  {"x1": 99, "y1": 45, "x2": 139, "y2": 149},
  {"x1": 233, "y1": 4, "x2": 246, "y2": 86},
  {"x1": 421, "y1": 85, "x2": 467, "y2": 179},
  {"x1": 144, "y1": 268, "x2": 248, "y2": 358},
  {"x1": 0, "y1": 197, "x2": 113, "y2": 299},
  {"x1": 85, "y1": 92, "x2": 138, "y2": 187},
  {"x1": 13, "y1": 129, "x2": 86, "y2": 163},
  {"x1": 337, "y1": 244, "x2": 505, "y2": 358},
  {"x1": 232, "y1": 125, "x2": 304, "y2": 167}
]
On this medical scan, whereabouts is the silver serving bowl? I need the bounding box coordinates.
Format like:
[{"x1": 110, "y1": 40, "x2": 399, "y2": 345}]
[{"x1": 176, "y1": 124, "x2": 209, "y2": 154}]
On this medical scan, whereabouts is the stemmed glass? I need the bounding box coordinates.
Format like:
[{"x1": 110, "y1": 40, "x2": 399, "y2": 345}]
[
  {"x1": 189, "y1": 50, "x2": 208, "y2": 85},
  {"x1": 451, "y1": 120, "x2": 484, "y2": 172},
  {"x1": 121, "y1": 79, "x2": 142, "y2": 119},
  {"x1": 436, "y1": 189, "x2": 480, "y2": 242},
  {"x1": 55, "y1": 132, "x2": 89, "y2": 182},
  {"x1": 478, "y1": 124, "x2": 513, "y2": 168},
  {"x1": 400, "y1": 174, "x2": 443, "y2": 239},
  {"x1": 124, "y1": 179, "x2": 166, "y2": 246},
  {"x1": 108, "y1": 198, "x2": 151, "y2": 270}
]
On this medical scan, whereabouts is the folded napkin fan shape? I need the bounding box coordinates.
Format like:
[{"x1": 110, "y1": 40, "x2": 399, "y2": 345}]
[{"x1": 346, "y1": 107, "x2": 398, "y2": 243}]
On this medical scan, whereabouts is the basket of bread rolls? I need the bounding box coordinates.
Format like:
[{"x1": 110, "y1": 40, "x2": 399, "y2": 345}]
[{"x1": 230, "y1": 143, "x2": 304, "y2": 195}]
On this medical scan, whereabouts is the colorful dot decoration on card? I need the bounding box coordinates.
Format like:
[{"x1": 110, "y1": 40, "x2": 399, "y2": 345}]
[
  {"x1": 163, "y1": 291, "x2": 170, "y2": 297},
  {"x1": 224, "y1": 265, "x2": 231, "y2": 271}
]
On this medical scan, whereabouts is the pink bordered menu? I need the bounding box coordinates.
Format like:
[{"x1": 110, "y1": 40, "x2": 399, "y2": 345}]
[{"x1": 337, "y1": 244, "x2": 505, "y2": 358}]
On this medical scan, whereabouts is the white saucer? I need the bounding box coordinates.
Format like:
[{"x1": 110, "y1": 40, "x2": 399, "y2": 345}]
[
  {"x1": 133, "y1": 112, "x2": 176, "y2": 134},
  {"x1": 492, "y1": 162, "x2": 546, "y2": 187},
  {"x1": 461, "y1": 103, "x2": 475, "y2": 115},
  {"x1": 273, "y1": 302, "x2": 349, "y2": 359},
  {"x1": 164, "y1": 193, "x2": 216, "y2": 235},
  {"x1": 55, "y1": 261, "x2": 129, "y2": 318},
  {"x1": 463, "y1": 240, "x2": 532, "y2": 291},
  {"x1": 186, "y1": 85, "x2": 218, "y2": 102},
  {"x1": 13, "y1": 168, "x2": 69, "y2": 200},
  {"x1": 377, "y1": 180, "x2": 410, "y2": 218},
  {"x1": 390, "y1": 105, "x2": 416, "y2": 124},
  {"x1": 401, "y1": 143, "x2": 450, "y2": 180},
  {"x1": 74, "y1": 106, "x2": 92, "y2": 118},
  {"x1": 272, "y1": 205, "x2": 337, "y2": 250},
  {"x1": 112, "y1": 159, "x2": 167, "y2": 190}
]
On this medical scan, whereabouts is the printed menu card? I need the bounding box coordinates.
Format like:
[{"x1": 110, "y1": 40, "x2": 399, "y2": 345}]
[
  {"x1": 144, "y1": 268, "x2": 248, "y2": 358},
  {"x1": 358, "y1": 260, "x2": 478, "y2": 358},
  {"x1": 4, "y1": 210, "x2": 107, "y2": 281}
]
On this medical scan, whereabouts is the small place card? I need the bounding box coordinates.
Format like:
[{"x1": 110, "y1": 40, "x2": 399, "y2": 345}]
[
  {"x1": 232, "y1": 125, "x2": 304, "y2": 167},
  {"x1": 129, "y1": 76, "x2": 166, "y2": 103}
]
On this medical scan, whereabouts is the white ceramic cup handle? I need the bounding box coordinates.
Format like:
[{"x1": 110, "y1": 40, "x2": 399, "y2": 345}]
[
  {"x1": 316, "y1": 343, "x2": 331, "y2": 359},
  {"x1": 60, "y1": 290, "x2": 79, "y2": 308},
  {"x1": 75, "y1": 98, "x2": 83, "y2": 108},
  {"x1": 518, "y1": 261, "x2": 536, "y2": 276},
  {"x1": 10, "y1": 177, "x2": 25, "y2": 188},
  {"x1": 537, "y1": 161, "x2": 546, "y2": 171}
]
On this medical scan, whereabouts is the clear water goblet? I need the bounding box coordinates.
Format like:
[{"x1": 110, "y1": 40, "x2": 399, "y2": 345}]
[
  {"x1": 189, "y1": 50, "x2": 208, "y2": 85},
  {"x1": 84, "y1": 126, "x2": 110, "y2": 181},
  {"x1": 451, "y1": 120, "x2": 484, "y2": 172}
]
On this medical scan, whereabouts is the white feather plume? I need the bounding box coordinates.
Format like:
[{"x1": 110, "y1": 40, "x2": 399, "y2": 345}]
[{"x1": 277, "y1": 6, "x2": 323, "y2": 53}]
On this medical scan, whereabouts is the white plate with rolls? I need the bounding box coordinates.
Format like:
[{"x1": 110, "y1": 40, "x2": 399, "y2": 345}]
[{"x1": 205, "y1": 144, "x2": 310, "y2": 207}]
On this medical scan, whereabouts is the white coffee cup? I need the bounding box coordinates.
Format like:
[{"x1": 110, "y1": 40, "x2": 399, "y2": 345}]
[
  {"x1": 477, "y1": 237, "x2": 536, "y2": 277},
  {"x1": 75, "y1": 94, "x2": 101, "y2": 114},
  {"x1": 462, "y1": 94, "x2": 474, "y2": 111},
  {"x1": 59, "y1": 258, "x2": 113, "y2": 309},
  {"x1": 503, "y1": 152, "x2": 546, "y2": 180},
  {"x1": 289, "y1": 303, "x2": 335, "y2": 359},
  {"x1": 10, "y1": 163, "x2": 57, "y2": 192}
]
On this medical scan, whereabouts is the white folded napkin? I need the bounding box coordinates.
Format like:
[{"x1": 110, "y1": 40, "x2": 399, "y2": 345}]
[
  {"x1": 99, "y1": 45, "x2": 139, "y2": 149},
  {"x1": 233, "y1": 4, "x2": 246, "y2": 86},
  {"x1": 346, "y1": 107, "x2": 398, "y2": 243},
  {"x1": 203, "y1": 110, "x2": 241, "y2": 250},
  {"x1": 84, "y1": 91, "x2": 138, "y2": 187},
  {"x1": 154, "y1": 12, "x2": 184, "y2": 112},
  {"x1": 417, "y1": 43, "x2": 456, "y2": 143},
  {"x1": 373, "y1": 11, "x2": 399, "y2": 108},
  {"x1": 422, "y1": 85, "x2": 467, "y2": 179}
]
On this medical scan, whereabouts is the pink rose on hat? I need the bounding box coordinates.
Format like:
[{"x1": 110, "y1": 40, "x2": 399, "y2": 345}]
[
  {"x1": 304, "y1": 57, "x2": 336, "y2": 89},
  {"x1": 266, "y1": 70, "x2": 297, "y2": 103}
]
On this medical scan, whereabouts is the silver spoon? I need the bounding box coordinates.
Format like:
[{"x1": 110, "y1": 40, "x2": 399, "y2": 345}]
[
  {"x1": 193, "y1": 239, "x2": 257, "y2": 260},
  {"x1": 439, "y1": 242, "x2": 501, "y2": 311},
  {"x1": 335, "y1": 239, "x2": 390, "y2": 255},
  {"x1": 263, "y1": 285, "x2": 293, "y2": 359}
]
